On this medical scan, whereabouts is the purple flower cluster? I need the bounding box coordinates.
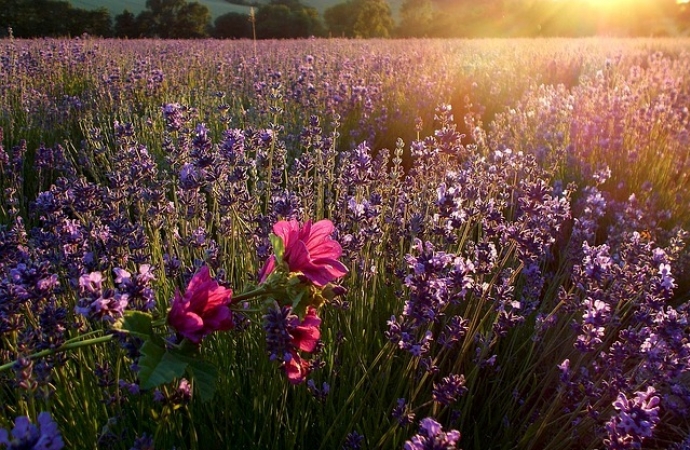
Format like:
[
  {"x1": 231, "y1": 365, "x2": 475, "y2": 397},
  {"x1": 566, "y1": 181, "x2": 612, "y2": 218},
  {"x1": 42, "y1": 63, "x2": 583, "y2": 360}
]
[
  {"x1": 404, "y1": 418, "x2": 461, "y2": 450},
  {"x1": 432, "y1": 374, "x2": 467, "y2": 406},
  {"x1": 0, "y1": 412, "x2": 63, "y2": 450},
  {"x1": 604, "y1": 387, "x2": 660, "y2": 449},
  {"x1": 75, "y1": 271, "x2": 128, "y2": 322}
]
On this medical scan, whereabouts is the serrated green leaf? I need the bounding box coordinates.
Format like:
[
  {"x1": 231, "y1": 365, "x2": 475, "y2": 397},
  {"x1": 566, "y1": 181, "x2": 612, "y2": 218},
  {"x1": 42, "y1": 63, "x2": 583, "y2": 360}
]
[
  {"x1": 138, "y1": 341, "x2": 189, "y2": 390},
  {"x1": 115, "y1": 310, "x2": 154, "y2": 340},
  {"x1": 269, "y1": 233, "x2": 285, "y2": 264},
  {"x1": 186, "y1": 359, "x2": 218, "y2": 403}
]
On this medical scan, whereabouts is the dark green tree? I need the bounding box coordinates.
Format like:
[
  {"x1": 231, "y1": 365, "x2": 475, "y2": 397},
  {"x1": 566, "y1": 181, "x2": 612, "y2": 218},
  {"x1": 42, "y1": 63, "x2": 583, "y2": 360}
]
[
  {"x1": 255, "y1": 1, "x2": 324, "y2": 39},
  {"x1": 0, "y1": 0, "x2": 112, "y2": 37},
  {"x1": 114, "y1": 9, "x2": 140, "y2": 38},
  {"x1": 213, "y1": 12, "x2": 253, "y2": 39},
  {"x1": 136, "y1": 0, "x2": 211, "y2": 38},
  {"x1": 72, "y1": 8, "x2": 112, "y2": 37},
  {"x1": 324, "y1": 1, "x2": 358, "y2": 37},
  {"x1": 174, "y1": 2, "x2": 212, "y2": 38},
  {"x1": 324, "y1": 0, "x2": 393, "y2": 38}
]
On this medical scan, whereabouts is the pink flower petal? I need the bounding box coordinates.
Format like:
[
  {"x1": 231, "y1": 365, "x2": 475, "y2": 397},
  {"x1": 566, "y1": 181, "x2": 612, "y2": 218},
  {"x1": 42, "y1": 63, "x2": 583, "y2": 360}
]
[
  {"x1": 259, "y1": 255, "x2": 277, "y2": 283},
  {"x1": 307, "y1": 219, "x2": 335, "y2": 242},
  {"x1": 311, "y1": 258, "x2": 349, "y2": 278},
  {"x1": 167, "y1": 266, "x2": 234, "y2": 343},
  {"x1": 185, "y1": 265, "x2": 211, "y2": 295},
  {"x1": 298, "y1": 220, "x2": 313, "y2": 242},
  {"x1": 307, "y1": 240, "x2": 343, "y2": 260},
  {"x1": 284, "y1": 352, "x2": 310, "y2": 384},
  {"x1": 289, "y1": 240, "x2": 313, "y2": 271},
  {"x1": 292, "y1": 309, "x2": 321, "y2": 352},
  {"x1": 273, "y1": 220, "x2": 300, "y2": 251}
]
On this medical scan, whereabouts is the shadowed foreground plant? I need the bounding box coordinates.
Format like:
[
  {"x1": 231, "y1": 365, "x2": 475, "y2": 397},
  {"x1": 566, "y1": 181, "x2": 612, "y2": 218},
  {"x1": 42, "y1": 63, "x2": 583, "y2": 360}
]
[
  {"x1": 0, "y1": 412, "x2": 64, "y2": 450},
  {"x1": 0, "y1": 218, "x2": 349, "y2": 429}
]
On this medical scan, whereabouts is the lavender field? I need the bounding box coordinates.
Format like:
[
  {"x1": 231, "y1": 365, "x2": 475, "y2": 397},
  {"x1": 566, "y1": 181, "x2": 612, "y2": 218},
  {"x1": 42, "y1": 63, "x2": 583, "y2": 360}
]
[{"x1": 1, "y1": 37, "x2": 690, "y2": 449}]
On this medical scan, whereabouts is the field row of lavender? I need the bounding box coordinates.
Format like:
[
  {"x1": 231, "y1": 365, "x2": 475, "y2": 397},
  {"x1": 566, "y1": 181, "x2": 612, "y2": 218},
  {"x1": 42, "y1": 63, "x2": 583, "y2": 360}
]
[{"x1": 0, "y1": 37, "x2": 689, "y2": 449}]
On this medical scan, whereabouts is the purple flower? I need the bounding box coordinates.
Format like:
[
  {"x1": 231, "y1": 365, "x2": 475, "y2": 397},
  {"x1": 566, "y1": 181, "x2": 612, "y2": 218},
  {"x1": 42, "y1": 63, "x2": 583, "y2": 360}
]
[
  {"x1": 0, "y1": 412, "x2": 64, "y2": 450},
  {"x1": 392, "y1": 398, "x2": 416, "y2": 426},
  {"x1": 404, "y1": 417, "x2": 461, "y2": 450},
  {"x1": 342, "y1": 431, "x2": 364, "y2": 450},
  {"x1": 129, "y1": 433, "x2": 154, "y2": 450},
  {"x1": 604, "y1": 387, "x2": 660, "y2": 449},
  {"x1": 432, "y1": 374, "x2": 467, "y2": 406},
  {"x1": 162, "y1": 103, "x2": 185, "y2": 132},
  {"x1": 75, "y1": 272, "x2": 128, "y2": 322}
]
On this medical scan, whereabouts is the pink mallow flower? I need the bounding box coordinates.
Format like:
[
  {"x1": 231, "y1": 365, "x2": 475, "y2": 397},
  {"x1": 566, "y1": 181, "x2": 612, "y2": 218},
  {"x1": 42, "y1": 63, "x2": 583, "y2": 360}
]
[
  {"x1": 168, "y1": 266, "x2": 233, "y2": 344},
  {"x1": 285, "y1": 308, "x2": 321, "y2": 384},
  {"x1": 260, "y1": 219, "x2": 348, "y2": 287}
]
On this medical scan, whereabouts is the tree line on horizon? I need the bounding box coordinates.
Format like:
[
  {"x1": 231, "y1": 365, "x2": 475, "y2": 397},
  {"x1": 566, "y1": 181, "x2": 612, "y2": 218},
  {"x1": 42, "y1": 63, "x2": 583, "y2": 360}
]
[{"x1": 1, "y1": 0, "x2": 690, "y2": 39}]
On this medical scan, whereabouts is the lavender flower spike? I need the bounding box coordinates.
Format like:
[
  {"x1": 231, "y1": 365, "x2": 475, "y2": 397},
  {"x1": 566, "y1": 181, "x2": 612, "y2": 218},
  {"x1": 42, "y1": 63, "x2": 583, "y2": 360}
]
[
  {"x1": 0, "y1": 412, "x2": 64, "y2": 450},
  {"x1": 404, "y1": 417, "x2": 462, "y2": 450}
]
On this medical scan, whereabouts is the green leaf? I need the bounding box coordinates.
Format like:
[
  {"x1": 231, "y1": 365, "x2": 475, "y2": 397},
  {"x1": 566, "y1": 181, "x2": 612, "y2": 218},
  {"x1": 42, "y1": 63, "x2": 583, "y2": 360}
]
[
  {"x1": 115, "y1": 310, "x2": 154, "y2": 340},
  {"x1": 290, "y1": 289, "x2": 307, "y2": 318},
  {"x1": 138, "y1": 340, "x2": 189, "y2": 390},
  {"x1": 186, "y1": 359, "x2": 218, "y2": 403},
  {"x1": 269, "y1": 233, "x2": 285, "y2": 264}
]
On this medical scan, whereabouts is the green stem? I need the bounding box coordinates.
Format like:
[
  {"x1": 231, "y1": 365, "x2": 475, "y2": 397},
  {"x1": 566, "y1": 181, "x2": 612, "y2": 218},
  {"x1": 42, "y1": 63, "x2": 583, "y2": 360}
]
[
  {"x1": 0, "y1": 334, "x2": 115, "y2": 373},
  {"x1": 233, "y1": 285, "x2": 272, "y2": 302}
]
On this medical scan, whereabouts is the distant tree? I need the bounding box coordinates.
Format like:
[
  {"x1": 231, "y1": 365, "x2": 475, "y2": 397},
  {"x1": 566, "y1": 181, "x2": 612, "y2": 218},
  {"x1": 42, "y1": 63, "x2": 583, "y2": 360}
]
[
  {"x1": 396, "y1": 0, "x2": 435, "y2": 37},
  {"x1": 114, "y1": 9, "x2": 140, "y2": 38},
  {"x1": 294, "y1": 6, "x2": 326, "y2": 37},
  {"x1": 137, "y1": 0, "x2": 211, "y2": 38},
  {"x1": 255, "y1": 1, "x2": 324, "y2": 38},
  {"x1": 0, "y1": 0, "x2": 112, "y2": 37},
  {"x1": 512, "y1": 0, "x2": 595, "y2": 37},
  {"x1": 73, "y1": 8, "x2": 112, "y2": 37},
  {"x1": 324, "y1": 2, "x2": 358, "y2": 37},
  {"x1": 0, "y1": 0, "x2": 27, "y2": 36},
  {"x1": 256, "y1": 4, "x2": 293, "y2": 38},
  {"x1": 175, "y1": 2, "x2": 212, "y2": 38},
  {"x1": 213, "y1": 12, "x2": 252, "y2": 39},
  {"x1": 324, "y1": 0, "x2": 393, "y2": 38},
  {"x1": 353, "y1": 0, "x2": 394, "y2": 37}
]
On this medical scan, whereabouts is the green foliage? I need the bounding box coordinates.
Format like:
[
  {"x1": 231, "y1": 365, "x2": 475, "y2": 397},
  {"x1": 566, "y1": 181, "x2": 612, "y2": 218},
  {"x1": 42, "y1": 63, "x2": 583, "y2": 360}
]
[
  {"x1": 352, "y1": 0, "x2": 394, "y2": 37},
  {"x1": 119, "y1": 311, "x2": 219, "y2": 402},
  {"x1": 138, "y1": 340, "x2": 189, "y2": 390},
  {"x1": 113, "y1": 0, "x2": 212, "y2": 38},
  {"x1": 0, "y1": 0, "x2": 113, "y2": 37},
  {"x1": 396, "y1": 0, "x2": 435, "y2": 37},
  {"x1": 323, "y1": 1, "x2": 358, "y2": 37},
  {"x1": 324, "y1": 0, "x2": 393, "y2": 38},
  {"x1": 255, "y1": 1, "x2": 324, "y2": 38},
  {"x1": 113, "y1": 9, "x2": 139, "y2": 38},
  {"x1": 213, "y1": 11, "x2": 253, "y2": 38},
  {"x1": 144, "y1": 0, "x2": 211, "y2": 38}
]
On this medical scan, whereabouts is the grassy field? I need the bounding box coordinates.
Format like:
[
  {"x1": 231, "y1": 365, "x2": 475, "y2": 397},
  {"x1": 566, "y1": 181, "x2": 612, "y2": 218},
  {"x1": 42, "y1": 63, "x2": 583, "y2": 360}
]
[{"x1": 0, "y1": 37, "x2": 689, "y2": 450}]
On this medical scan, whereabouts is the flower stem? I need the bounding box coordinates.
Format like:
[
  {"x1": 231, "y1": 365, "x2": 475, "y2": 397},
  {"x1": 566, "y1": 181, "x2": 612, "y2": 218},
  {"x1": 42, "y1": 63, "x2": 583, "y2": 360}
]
[
  {"x1": 233, "y1": 285, "x2": 272, "y2": 302},
  {"x1": 0, "y1": 334, "x2": 115, "y2": 373}
]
